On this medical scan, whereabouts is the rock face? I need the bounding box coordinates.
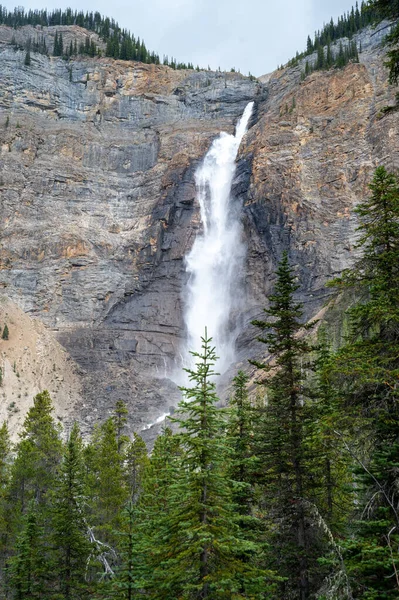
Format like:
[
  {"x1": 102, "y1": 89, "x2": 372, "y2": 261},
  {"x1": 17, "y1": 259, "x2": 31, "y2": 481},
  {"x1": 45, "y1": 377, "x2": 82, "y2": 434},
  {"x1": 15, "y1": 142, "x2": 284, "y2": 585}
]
[{"x1": 0, "y1": 23, "x2": 398, "y2": 436}]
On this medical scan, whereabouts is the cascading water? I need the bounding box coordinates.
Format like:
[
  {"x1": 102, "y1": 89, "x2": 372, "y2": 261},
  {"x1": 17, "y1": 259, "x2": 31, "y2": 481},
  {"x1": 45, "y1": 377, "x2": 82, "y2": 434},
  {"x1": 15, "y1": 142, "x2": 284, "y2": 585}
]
[
  {"x1": 183, "y1": 101, "x2": 254, "y2": 373},
  {"x1": 142, "y1": 103, "x2": 253, "y2": 430}
]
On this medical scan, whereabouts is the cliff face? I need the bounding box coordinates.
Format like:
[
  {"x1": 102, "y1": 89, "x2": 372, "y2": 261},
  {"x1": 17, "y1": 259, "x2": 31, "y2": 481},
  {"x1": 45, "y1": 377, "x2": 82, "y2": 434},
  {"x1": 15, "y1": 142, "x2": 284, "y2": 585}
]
[
  {"x1": 0, "y1": 24, "x2": 398, "y2": 435},
  {"x1": 235, "y1": 21, "x2": 399, "y2": 356}
]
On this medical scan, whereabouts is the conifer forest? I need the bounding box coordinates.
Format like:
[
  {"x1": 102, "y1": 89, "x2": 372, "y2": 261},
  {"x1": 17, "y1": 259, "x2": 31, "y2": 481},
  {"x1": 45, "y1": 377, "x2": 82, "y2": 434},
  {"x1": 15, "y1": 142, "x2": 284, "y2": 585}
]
[{"x1": 0, "y1": 0, "x2": 398, "y2": 599}]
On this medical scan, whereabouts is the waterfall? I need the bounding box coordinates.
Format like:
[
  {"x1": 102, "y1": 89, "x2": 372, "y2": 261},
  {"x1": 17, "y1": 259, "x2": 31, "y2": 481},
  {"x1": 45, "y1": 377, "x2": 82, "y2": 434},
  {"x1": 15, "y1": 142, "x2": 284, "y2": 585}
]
[
  {"x1": 142, "y1": 103, "x2": 253, "y2": 430},
  {"x1": 183, "y1": 101, "x2": 254, "y2": 373}
]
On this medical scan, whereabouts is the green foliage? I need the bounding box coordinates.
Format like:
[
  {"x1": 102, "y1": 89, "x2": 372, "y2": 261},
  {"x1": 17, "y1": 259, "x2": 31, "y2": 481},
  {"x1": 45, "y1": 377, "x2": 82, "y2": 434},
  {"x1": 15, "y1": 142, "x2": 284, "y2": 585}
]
[
  {"x1": 0, "y1": 5, "x2": 198, "y2": 69},
  {"x1": 329, "y1": 166, "x2": 399, "y2": 403},
  {"x1": 285, "y1": 1, "x2": 379, "y2": 71},
  {"x1": 10, "y1": 390, "x2": 63, "y2": 512},
  {"x1": 149, "y1": 333, "x2": 276, "y2": 598},
  {"x1": 8, "y1": 505, "x2": 47, "y2": 599},
  {"x1": 251, "y1": 252, "x2": 323, "y2": 598},
  {"x1": 0, "y1": 421, "x2": 11, "y2": 568},
  {"x1": 85, "y1": 416, "x2": 129, "y2": 552},
  {"x1": 125, "y1": 432, "x2": 148, "y2": 501},
  {"x1": 371, "y1": 1, "x2": 399, "y2": 83},
  {"x1": 2, "y1": 324, "x2": 9, "y2": 340},
  {"x1": 301, "y1": 39, "x2": 359, "y2": 79},
  {"x1": 327, "y1": 165, "x2": 399, "y2": 598},
  {"x1": 51, "y1": 422, "x2": 93, "y2": 599}
]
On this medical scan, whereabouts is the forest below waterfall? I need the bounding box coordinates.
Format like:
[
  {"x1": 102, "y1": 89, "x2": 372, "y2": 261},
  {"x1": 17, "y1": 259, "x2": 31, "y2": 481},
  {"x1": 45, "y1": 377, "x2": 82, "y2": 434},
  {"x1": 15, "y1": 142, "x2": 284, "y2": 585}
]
[{"x1": 0, "y1": 163, "x2": 398, "y2": 599}]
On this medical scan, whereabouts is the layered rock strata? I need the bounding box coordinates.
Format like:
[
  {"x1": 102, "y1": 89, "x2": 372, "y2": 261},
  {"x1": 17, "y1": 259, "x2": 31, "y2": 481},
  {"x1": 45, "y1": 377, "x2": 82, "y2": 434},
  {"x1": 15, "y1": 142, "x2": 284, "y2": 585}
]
[{"x1": 0, "y1": 23, "x2": 397, "y2": 435}]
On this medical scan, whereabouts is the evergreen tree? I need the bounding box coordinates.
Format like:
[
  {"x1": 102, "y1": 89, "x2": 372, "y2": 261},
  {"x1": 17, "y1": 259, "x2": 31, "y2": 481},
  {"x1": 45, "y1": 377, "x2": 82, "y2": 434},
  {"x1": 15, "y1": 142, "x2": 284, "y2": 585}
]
[
  {"x1": 153, "y1": 333, "x2": 275, "y2": 598},
  {"x1": 329, "y1": 166, "x2": 399, "y2": 598},
  {"x1": 108, "y1": 502, "x2": 146, "y2": 600},
  {"x1": 123, "y1": 427, "x2": 181, "y2": 597},
  {"x1": 337, "y1": 41, "x2": 346, "y2": 68},
  {"x1": 85, "y1": 417, "x2": 128, "y2": 550},
  {"x1": 2, "y1": 324, "x2": 9, "y2": 340},
  {"x1": 330, "y1": 166, "x2": 399, "y2": 406},
  {"x1": 113, "y1": 400, "x2": 129, "y2": 453},
  {"x1": 24, "y1": 48, "x2": 31, "y2": 66},
  {"x1": 227, "y1": 371, "x2": 254, "y2": 515},
  {"x1": 372, "y1": 1, "x2": 399, "y2": 83},
  {"x1": 308, "y1": 328, "x2": 354, "y2": 531},
  {"x1": 251, "y1": 252, "x2": 317, "y2": 599},
  {"x1": 51, "y1": 422, "x2": 92, "y2": 599},
  {"x1": 10, "y1": 390, "x2": 62, "y2": 512},
  {"x1": 8, "y1": 505, "x2": 47, "y2": 599},
  {"x1": 0, "y1": 422, "x2": 11, "y2": 584},
  {"x1": 53, "y1": 30, "x2": 60, "y2": 56},
  {"x1": 326, "y1": 42, "x2": 333, "y2": 67},
  {"x1": 6, "y1": 391, "x2": 62, "y2": 595},
  {"x1": 125, "y1": 432, "x2": 148, "y2": 502}
]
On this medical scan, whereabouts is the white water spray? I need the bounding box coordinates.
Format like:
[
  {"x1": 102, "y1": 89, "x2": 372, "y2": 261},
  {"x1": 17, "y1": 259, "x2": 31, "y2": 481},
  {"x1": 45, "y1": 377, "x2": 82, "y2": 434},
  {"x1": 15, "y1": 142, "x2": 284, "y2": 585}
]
[{"x1": 183, "y1": 101, "x2": 254, "y2": 373}]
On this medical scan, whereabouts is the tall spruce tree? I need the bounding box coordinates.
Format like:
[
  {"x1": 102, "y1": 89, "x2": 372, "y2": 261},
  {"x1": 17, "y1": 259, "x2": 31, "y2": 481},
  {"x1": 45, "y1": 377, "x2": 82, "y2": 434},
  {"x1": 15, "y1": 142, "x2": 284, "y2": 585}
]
[
  {"x1": 227, "y1": 371, "x2": 254, "y2": 516},
  {"x1": 329, "y1": 166, "x2": 399, "y2": 598},
  {"x1": 8, "y1": 504, "x2": 47, "y2": 599},
  {"x1": 108, "y1": 501, "x2": 147, "y2": 600},
  {"x1": 125, "y1": 432, "x2": 148, "y2": 502},
  {"x1": 0, "y1": 421, "x2": 10, "y2": 590},
  {"x1": 10, "y1": 390, "x2": 62, "y2": 512},
  {"x1": 153, "y1": 333, "x2": 275, "y2": 598},
  {"x1": 251, "y1": 252, "x2": 318, "y2": 599},
  {"x1": 84, "y1": 417, "x2": 128, "y2": 551},
  {"x1": 51, "y1": 422, "x2": 92, "y2": 599}
]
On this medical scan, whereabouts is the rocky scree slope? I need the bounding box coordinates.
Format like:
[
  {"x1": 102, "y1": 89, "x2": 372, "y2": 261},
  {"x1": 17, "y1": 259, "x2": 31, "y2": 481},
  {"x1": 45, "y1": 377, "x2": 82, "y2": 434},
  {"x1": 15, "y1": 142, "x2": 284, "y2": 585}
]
[{"x1": 0, "y1": 23, "x2": 398, "y2": 436}]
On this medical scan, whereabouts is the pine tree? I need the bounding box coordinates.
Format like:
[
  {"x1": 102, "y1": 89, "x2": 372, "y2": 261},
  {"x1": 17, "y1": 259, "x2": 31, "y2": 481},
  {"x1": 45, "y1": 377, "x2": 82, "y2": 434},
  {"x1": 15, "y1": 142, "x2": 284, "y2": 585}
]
[
  {"x1": 8, "y1": 505, "x2": 47, "y2": 599},
  {"x1": 108, "y1": 502, "x2": 146, "y2": 600},
  {"x1": 227, "y1": 371, "x2": 254, "y2": 515},
  {"x1": 113, "y1": 400, "x2": 129, "y2": 453},
  {"x1": 84, "y1": 417, "x2": 128, "y2": 550},
  {"x1": 251, "y1": 252, "x2": 317, "y2": 599},
  {"x1": 0, "y1": 422, "x2": 10, "y2": 585},
  {"x1": 51, "y1": 422, "x2": 92, "y2": 599},
  {"x1": 337, "y1": 41, "x2": 346, "y2": 68},
  {"x1": 153, "y1": 333, "x2": 275, "y2": 598},
  {"x1": 24, "y1": 49, "x2": 31, "y2": 66},
  {"x1": 308, "y1": 328, "x2": 354, "y2": 531},
  {"x1": 125, "y1": 433, "x2": 148, "y2": 501},
  {"x1": 326, "y1": 43, "x2": 333, "y2": 68},
  {"x1": 372, "y1": 0, "x2": 399, "y2": 83},
  {"x1": 53, "y1": 30, "x2": 59, "y2": 56},
  {"x1": 316, "y1": 45, "x2": 325, "y2": 69},
  {"x1": 6, "y1": 391, "x2": 62, "y2": 596},
  {"x1": 329, "y1": 166, "x2": 399, "y2": 598},
  {"x1": 124, "y1": 427, "x2": 181, "y2": 598},
  {"x1": 10, "y1": 390, "x2": 62, "y2": 512},
  {"x1": 330, "y1": 166, "x2": 399, "y2": 406},
  {"x1": 2, "y1": 324, "x2": 9, "y2": 340}
]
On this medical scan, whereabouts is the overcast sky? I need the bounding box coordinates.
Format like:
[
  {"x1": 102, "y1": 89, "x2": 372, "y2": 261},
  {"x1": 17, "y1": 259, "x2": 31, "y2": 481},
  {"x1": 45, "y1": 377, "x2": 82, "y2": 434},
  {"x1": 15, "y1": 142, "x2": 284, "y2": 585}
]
[{"x1": 3, "y1": 0, "x2": 356, "y2": 75}]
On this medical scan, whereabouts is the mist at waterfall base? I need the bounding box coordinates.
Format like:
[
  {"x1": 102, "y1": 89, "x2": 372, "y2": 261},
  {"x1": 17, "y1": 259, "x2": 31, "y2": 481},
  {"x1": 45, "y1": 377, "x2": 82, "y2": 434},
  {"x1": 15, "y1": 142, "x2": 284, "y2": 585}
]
[{"x1": 142, "y1": 102, "x2": 253, "y2": 430}]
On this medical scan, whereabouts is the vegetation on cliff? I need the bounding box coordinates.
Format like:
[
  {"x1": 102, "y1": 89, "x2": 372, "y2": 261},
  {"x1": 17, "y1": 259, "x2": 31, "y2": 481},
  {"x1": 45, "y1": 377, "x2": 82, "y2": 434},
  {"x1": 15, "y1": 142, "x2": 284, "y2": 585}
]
[
  {"x1": 286, "y1": 0, "x2": 399, "y2": 83},
  {"x1": 0, "y1": 5, "x2": 197, "y2": 69},
  {"x1": 285, "y1": 1, "x2": 378, "y2": 70},
  {"x1": 372, "y1": 0, "x2": 399, "y2": 82},
  {"x1": 0, "y1": 166, "x2": 398, "y2": 598}
]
